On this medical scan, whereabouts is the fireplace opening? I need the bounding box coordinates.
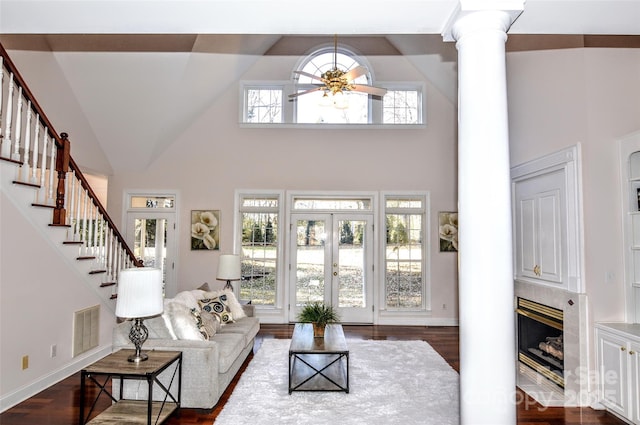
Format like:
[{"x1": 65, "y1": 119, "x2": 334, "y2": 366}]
[{"x1": 516, "y1": 298, "x2": 564, "y2": 388}]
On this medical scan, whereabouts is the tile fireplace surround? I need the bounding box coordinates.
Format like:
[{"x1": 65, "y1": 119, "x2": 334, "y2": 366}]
[{"x1": 515, "y1": 280, "x2": 590, "y2": 407}]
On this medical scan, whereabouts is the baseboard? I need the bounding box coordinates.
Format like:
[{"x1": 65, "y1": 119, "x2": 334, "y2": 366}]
[{"x1": 0, "y1": 345, "x2": 112, "y2": 413}]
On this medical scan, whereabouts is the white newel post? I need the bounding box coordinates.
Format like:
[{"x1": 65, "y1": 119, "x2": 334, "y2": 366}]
[{"x1": 444, "y1": 4, "x2": 523, "y2": 424}]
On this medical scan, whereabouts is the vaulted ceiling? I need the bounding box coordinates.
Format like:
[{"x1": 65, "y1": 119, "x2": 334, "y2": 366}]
[{"x1": 1, "y1": 0, "x2": 638, "y2": 173}]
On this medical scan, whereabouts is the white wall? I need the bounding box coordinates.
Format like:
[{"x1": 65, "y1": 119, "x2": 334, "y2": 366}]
[
  {"x1": 4, "y1": 50, "x2": 113, "y2": 176},
  {"x1": 106, "y1": 54, "x2": 461, "y2": 323},
  {"x1": 0, "y1": 190, "x2": 115, "y2": 410},
  {"x1": 507, "y1": 48, "x2": 640, "y2": 324}
]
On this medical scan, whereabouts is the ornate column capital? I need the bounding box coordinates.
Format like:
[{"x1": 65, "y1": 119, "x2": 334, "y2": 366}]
[{"x1": 442, "y1": 1, "x2": 524, "y2": 42}]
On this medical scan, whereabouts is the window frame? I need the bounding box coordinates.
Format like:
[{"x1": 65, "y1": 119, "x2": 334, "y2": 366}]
[
  {"x1": 379, "y1": 191, "x2": 431, "y2": 315},
  {"x1": 234, "y1": 190, "x2": 286, "y2": 318}
]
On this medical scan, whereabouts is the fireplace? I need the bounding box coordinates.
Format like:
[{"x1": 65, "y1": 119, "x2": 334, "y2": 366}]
[
  {"x1": 515, "y1": 281, "x2": 590, "y2": 407},
  {"x1": 516, "y1": 298, "x2": 564, "y2": 388}
]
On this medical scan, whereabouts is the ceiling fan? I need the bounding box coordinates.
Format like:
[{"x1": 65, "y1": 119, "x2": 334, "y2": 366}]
[{"x1": 288, "y1": 35, "x2": 388, "y2": 101}]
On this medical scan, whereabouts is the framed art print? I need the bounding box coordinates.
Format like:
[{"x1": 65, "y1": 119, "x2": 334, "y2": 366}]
[
  {"x1": 191, "y1": 210, "x2": 220, "y2": 250},
  {"x1": 439, "y1": 211, "x2": 458, "y2": 252}
]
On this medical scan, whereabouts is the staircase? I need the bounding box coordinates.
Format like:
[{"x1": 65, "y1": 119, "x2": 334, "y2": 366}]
[{"x1": 0, "y1": 44, "x2": 140, "y2": 312}]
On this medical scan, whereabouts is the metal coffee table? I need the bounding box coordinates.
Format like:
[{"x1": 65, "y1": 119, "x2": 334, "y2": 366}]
[{"x1": 288, "y1": 323, "x2": 349, "y2": 394}]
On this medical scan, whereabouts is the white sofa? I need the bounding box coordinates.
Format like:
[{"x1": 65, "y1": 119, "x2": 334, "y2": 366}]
[{"x1": 112, "y1": 288, "x2": 260, "y2": 409}]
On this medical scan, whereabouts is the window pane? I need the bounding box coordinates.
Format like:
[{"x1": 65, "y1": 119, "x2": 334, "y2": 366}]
[
  {"x1": 130, "y1": 196, "x2": 174, "y2": 209},
  {"x1": 241, "y1": 197, "x2": 279, "y2": 208},
  {"x1": 246, "y1": 89, "x2": 282, "y2": 123},
  {"x1": 383, "y1": 90, "x2": 420, "y2": 124},
  {"x1": 296, "y1": 50, "x2": 370, "y2": 124},
  {"x1": 385, "y1": 211, "x2": 423, "y2": 309},
  {"x1": 240, "y1": 211, "x2": 278, "y2": 306},
  {"x1": 293, "y1": 198, "x2": 372, "y2": 211},
  {"x1": 385, "y1": 198, "x2": 423, "y2": 209}
]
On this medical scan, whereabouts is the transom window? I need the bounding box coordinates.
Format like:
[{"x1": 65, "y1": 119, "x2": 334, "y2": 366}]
[{"x1": 241, "y1": 42, "x2": 424, "y2": 126}]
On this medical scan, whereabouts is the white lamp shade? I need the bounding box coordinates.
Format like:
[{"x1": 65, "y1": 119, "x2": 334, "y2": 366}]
[
  {"x1": 115, "y1": 267, "x2": 164, "y2": 318},
  {"x1": 217, "y1": 254, "x2": 241, "y2": 281}
]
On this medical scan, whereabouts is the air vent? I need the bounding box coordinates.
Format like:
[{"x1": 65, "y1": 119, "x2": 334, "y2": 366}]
[{"x1": 72, "y1": 305, "x2": 100, "y2": 357}]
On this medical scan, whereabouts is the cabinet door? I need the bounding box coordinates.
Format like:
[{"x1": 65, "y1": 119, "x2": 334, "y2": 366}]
[
  {"x1": 630, "y1": 340, "x2": 640, "y2": 425},
  {"x1": 597, "y1": 330, "x2": 629, "y2": 418},
  {"x1": 514, "y1": 170, "x2": 564, "y2": 284}
]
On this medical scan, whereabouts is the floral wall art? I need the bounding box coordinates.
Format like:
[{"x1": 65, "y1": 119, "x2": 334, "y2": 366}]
[
  {"x1": 191, "y1": 210, "x2": 220, "y2": 250},
  {"x1": 439, "y1": 212, "x2": 458, "y2": 252}
]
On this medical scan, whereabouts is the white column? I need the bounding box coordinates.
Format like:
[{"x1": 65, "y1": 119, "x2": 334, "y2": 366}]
[{"x1": 446, "y1": 7, "x2": 521, "y2": 424}]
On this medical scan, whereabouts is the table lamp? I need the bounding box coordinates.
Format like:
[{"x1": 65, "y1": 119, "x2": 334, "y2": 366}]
[
  {"x1": 217, "y1": 254, "x2": 241, "y2": 290},
  {"x1": 115, "y1": 267, "x2": 164, "y2": 362}
]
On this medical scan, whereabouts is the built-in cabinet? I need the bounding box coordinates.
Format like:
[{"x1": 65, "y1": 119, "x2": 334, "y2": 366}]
[
  {"x1": 620, "y1": 133, "x2": 640, "y2": 323},
  {"x1": 511, "y1": 145, "x2": 584, "y2": 293},
  {"x1": 595, "y1": 323, "x2": 640, "y2": 424}
]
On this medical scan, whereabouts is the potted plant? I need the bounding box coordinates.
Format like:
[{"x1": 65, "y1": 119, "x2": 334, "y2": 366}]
[{"x1": 297, "y1": 302, "x2": 340, "y2": 338}]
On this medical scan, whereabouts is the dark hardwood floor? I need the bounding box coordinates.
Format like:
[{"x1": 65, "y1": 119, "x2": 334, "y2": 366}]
[{"x1": 0, "y1": 324, "x2": 625, "y2": 424}]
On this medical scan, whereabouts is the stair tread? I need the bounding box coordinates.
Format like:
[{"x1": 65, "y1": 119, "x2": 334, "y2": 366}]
[{"x1": 12, "y1": 180, "x2": 40, "y2": 188}]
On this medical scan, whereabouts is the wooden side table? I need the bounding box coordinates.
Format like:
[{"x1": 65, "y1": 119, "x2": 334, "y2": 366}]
[{"x1": 79, "y1": 349, "x2": 182, "y2": 425}]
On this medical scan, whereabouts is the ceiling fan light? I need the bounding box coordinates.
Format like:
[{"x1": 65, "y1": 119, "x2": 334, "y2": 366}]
[
  {"x1": 319, "y1": 91, "x2": 332, "y2": 107},
  {"x1": 333, "y1": 91, "x2": 349, "y2": 109}
]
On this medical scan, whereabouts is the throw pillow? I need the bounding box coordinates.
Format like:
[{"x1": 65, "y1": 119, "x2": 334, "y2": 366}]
[
  {"x1": 165, "y1": 301, "x2": 205, "y2": 340},
  {"x1": 198, "y1": 282, "x2": 211, "y2": 291},
  {"x1": 202, "y1": 289, "x2": 247, "y2": 320},
  {"x1": 198, "y1": 294, "x2": 235, "y2": 324},
  {"x1": 190, "y1": 308, "x2": 210, "y2": 340},
  {"x1": 172, "y1": 289, "x2": 206, "y2": 311},
  {"x1": 200, "y1": 310, "x2": 220, "y2": 338}
]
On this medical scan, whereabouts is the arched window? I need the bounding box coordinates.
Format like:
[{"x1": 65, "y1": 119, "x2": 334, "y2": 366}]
[
  {"x1": 241, "y1": 41, "x2": 424, "y2": 126},
  {"x1": 292, "y1": 45, "x2": 373, "y2": 124}
]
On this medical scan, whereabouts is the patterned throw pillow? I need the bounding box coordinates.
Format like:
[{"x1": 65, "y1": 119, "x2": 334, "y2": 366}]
[
  {"x1": 200, "y1": 310, "x2": 221, "y2": 337},
  {"x1": 190, "y1": 308, "x2": 210, "y2": 339},
  {"x1": 199, "y1": 294, "x2": 234, "y2": 324}
]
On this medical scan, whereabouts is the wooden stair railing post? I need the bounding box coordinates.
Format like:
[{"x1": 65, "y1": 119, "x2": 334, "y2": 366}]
[{"x1": 53, "y1": 132, "x2": 70, "y2": 226}]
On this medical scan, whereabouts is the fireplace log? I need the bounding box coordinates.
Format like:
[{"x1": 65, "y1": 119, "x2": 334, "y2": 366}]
[{"x1": 538, "y1": 335, "x2": 563, "y2": 360}]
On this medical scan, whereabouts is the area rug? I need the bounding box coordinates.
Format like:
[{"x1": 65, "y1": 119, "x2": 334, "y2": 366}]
[{"x1": 214, "y1": 339, "x2": 459, "y2": 424}]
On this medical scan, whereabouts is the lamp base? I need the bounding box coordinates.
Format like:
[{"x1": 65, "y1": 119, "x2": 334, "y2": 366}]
[
  {"x1": 128, "y1": 318, "x2": 150, "y2": 362},
  {"x1": 127, "y1": 352, "x2": 149, "y2": 363}
]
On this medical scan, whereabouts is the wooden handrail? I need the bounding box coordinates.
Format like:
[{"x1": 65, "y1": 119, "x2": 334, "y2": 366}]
[{"x1": 0, "y1": 42, "x2": 141, "y2": 267}]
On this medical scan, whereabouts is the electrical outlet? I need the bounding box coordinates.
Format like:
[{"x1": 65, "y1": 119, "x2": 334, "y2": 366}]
[
  {"x1": 22, "y1": 355, "x2": 29, "y2": 370},
  {"x1": 50, "y1": 344, "x2": 57, "y2": 358}
]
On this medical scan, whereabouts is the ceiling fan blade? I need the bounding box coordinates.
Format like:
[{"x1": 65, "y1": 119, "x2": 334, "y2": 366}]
[
  {"x1": 293, "y1": 70, "x2": 324, "y2": 82},
  {"x1": 288, "y1": 86, "x2": 324, "y2": 99},
  {"x1": 351, "y1": 84, "x2": 388, "y2": 96},
  {"x1": 343, "y1": 66, "x2": 368, "y2": 82}
]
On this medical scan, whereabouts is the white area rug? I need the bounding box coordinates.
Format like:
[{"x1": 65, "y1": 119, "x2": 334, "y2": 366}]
[{"x1": 214, "y1": 338, "x2": 460, "y2": 424}]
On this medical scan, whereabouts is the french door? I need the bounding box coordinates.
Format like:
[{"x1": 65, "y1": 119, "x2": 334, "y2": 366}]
[
  {"x1": 126, "y1": 212, "x2": 177, "y2": 297},
  {"x1": 289, "y1": 213, "x2": 373, "y2": 323}
]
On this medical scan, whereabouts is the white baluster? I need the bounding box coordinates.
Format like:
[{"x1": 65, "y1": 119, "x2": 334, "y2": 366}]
[
  {"x1": 12, "y1": 87, "x2": 22, "y2": 161},
  {"x1": 37, "y1": 132, "x2": 49, "y2": 203},
  {"x1": 2, "y1": 72, "x2": 14, "y2": 158},
  {"x1": 106, "y1": 227, "x2": 114, "y2": 281},
  {"x1": 30, "y1": 117, "x2": 39, "y2": 184},
  {"x1": 65, "y1": 173, "x2": 75, "y2": 240},
  {"x1": 87, "y1": 201, "x2": 96, "y2": 256},
  {"x1": 47, "y1": 136, "x2": 56, "y2": 203},
  {"x1": 97, "y1": 216, "x2": 105, "y2": 270},
  {"x1": 74, "y1": 175, "x2": 82, "y2": 242},
  {"x1": 81, "y1": 191, "x2": 88, "y2": 255},
  {"x1": 20, "y1": 105, "x2": 32, "y2": 181}
]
